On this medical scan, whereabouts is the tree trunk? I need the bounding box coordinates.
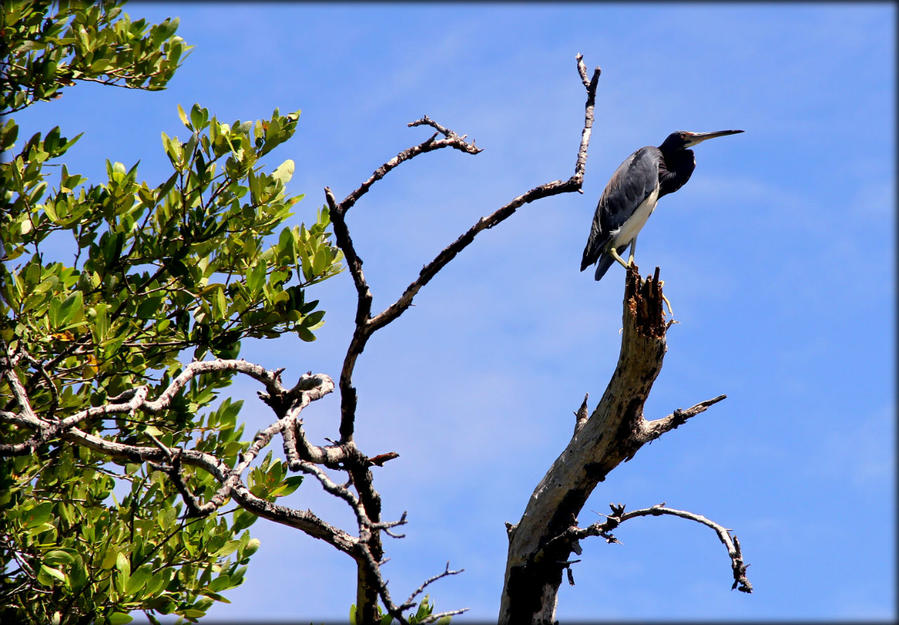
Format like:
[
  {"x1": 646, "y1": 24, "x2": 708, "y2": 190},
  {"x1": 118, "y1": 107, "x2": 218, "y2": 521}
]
[{"x1": 499, "y1": 265, "x2": 669, "y2": 623}]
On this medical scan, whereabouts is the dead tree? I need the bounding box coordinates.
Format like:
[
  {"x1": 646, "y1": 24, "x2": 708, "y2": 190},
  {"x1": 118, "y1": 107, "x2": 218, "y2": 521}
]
[{"x1": 498, "y1": 266, "x2": 751, "y2": 622}]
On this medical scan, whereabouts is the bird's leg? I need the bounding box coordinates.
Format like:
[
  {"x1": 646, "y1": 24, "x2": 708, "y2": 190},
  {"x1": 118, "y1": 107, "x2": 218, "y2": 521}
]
[
  {"x1": 628, "y1": 237, "x2": 637, "y2": 265},
  {"x1": 608, "y1": 246, "x2": 630, "y2": 269}
]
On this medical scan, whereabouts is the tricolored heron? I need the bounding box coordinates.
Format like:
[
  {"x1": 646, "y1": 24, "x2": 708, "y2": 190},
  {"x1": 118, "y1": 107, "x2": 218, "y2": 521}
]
[{"x1": 580, "y1": 129, "x2": 743, "y2": 281}]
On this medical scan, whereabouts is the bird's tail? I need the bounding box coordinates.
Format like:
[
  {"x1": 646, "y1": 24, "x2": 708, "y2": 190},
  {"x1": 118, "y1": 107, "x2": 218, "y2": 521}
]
[{"x1": 593, "y1": 254, "x2": 615, "y2": 281}]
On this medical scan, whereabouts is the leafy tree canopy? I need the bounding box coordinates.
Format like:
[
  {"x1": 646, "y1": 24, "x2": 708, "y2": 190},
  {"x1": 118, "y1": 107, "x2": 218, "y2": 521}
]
[{"x1": 1, "y1": 1, "x2": 342, "y2": 623}]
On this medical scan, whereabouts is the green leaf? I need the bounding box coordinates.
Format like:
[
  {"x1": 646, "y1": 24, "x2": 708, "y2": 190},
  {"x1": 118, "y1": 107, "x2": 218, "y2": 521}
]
[
  {"x1": 108, "y1": 613, "x2": 134, "y2": 625},
  {"x1": 177, "y1": 103, "x2": 190, "y2": 128},
  {"x1": 231, "y1": 509, "x2": 258, "y2": 532},
  {"x1": 272, "y1": 159, "x2": 294, "y2": 186},
  {"x1": 206, "y1": 574, "x2": 233, "y2": 592},
  {"x1": 38, "y1": 564, "x2": 68, "y2": 587},
  {"x1": 115, "y1": 552, "x2": 131, "y2": 579},
  {"x1": 303, "y1": 310, "x2": 325, "y2": 329},
  {"x1": 312, "y1": 246, "x2": 329, "y2": 276},
  {"x1": 126, "y1": 567, "x2": 150, "y2": 594},
  {"x1": 277, "y1": 227, "x2": 294, "y2": 258},
  {"x1": 190, "y1": 103, "x2": 208, "y2": 130},
  {"x1": 55, "y1": 291, "x2": 83, "y2": 327},
  {"x1": 246, "y1": 262, "x2": 266, "y2": 294},
  {"x1": 45, "y1": 550, "x2": 75, "y2": 566},
  {"x1": 136, "y1": 296, "x2": 164, "y2": 319},
  {"x1": 296, "y1": 326, "x2": 316, "y2": 342},
  {"x1": 100, "y1": 547, "x2": 118, "y2": 570},
  {"x1": 23, "y1": 502, "x2": 53, "y2": 527},
  {"x1": 213, "y1": 286, "x2": 227, "y2": 320}
]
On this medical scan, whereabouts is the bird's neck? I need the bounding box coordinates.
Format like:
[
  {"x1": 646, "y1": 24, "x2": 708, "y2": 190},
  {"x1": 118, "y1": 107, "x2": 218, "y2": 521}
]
[{"x1": 658, "y1": 148, "x2": 696, "y2": 197}]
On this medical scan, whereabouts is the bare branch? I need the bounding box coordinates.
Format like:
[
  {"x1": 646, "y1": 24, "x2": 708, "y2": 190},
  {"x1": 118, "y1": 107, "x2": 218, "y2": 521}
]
[
  {"x1": 637, "y1": 394, "x2": 727, "y2": 443},
  {"x1": 330, "y1": 53, "x2": 602, "y2": 453},
  {"x1": 573, "y1": 53, "x2": 601, "y2": 190},
  {"x1": 368, "y1": 451, "x2": 400, "y2": 467},
  {"x1": 373, "y1": 510, "x2": 408, "y2": 539},
  {"x1": 500, "y1": 260, "x2": 743, "y2": 619},
  {"x1": 401, "y1": 561, "x2": 466, "y2": 611},
  {"x1": 162, "y1": 449, "x2": 218, "y2": 518},
  {"x1": 45, "y1": 359, "x2": 299, "y2": 431},
  {"x1": 369, "y1": 57, "x2": 601, "y2": 334},
  {"x1": 325, "y1": 186, "x2": 372, "y2": 320},
  {"x1": 419, "y1": 608, "x2": 470, "y2": 624},
  {"x1": 290, "y1": 457, "x2": 371, "y2": 533},
  {"x1": 354, "y1": 542, "x2": 407, "y2": 624},
  {"x1": 284, "y1": 418, "x2": 348, "y2": 467},
  {"x1": 339, "y1": 122, "x2": 482, "y2": 216},
  {"x1": 564, "y1": 503, "x2": 753, "y2": 594}
]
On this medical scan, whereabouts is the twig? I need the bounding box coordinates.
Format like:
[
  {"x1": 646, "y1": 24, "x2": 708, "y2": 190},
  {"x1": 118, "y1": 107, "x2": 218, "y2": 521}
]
[
  {"x1": 637, "y1": 394, "x2": 727, "y2": 443},
  {"x1": 340, "y1": 120, "x2": 482, "y2": 217},
  {"x1": 401, "y1": 561, "x2": 465, "y2": 611}
]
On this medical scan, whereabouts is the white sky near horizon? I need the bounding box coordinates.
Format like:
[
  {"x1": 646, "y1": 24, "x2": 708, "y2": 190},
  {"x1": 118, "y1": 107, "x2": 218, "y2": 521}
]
[{"x1": 10, "y1": 2, "x2": 895, "y2": 622}]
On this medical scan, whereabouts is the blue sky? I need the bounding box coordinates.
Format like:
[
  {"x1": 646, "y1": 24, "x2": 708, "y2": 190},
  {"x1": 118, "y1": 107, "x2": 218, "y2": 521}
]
[{"x1": 13, "y1": 2, "x2": 895, "y2": 621}]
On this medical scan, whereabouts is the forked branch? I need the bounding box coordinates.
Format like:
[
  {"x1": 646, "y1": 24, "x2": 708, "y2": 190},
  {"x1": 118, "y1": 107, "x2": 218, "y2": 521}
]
[
  {"x1": 328, "y1": 53, "x2": 602, "y2": 445},
  {"x1": 321, "y1": 53, "x2": 602, "y2": 624}
]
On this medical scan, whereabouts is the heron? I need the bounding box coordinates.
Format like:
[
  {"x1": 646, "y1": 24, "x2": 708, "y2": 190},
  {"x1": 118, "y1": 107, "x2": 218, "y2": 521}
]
[{"x1": 580, "y1": 129, "x2": 743, "y2": 282}]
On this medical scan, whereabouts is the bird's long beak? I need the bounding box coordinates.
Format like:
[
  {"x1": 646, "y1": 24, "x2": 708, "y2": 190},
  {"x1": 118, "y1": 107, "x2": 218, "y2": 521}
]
[{"x1": 684, "y1": 129, "x2": 743, "y2": 147}]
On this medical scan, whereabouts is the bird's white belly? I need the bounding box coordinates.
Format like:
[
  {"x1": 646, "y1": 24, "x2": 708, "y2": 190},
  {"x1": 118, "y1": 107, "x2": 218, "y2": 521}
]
[{"x1": 610, "y1": 187, "x2": 659, "y2": 248}]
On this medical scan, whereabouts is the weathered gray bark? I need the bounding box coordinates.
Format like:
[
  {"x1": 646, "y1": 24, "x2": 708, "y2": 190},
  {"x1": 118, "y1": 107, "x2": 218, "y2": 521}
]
[{"x1": 498, "y1": 265, "x2": 731, "y2": 623}]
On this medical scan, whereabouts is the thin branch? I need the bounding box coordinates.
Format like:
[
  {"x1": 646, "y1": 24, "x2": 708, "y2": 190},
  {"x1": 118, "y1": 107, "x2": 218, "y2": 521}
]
[
  {"x1": 44, "y1": 359, "x2": 293, "y2": 431},
  {"x1": 560, "y1": 503, "x2": 753, "y2": 593},
  {"x1": 373, "y1": 510, "x2": 408, "y2": 539},
  {"x1": 319, "y1": 57, "x2": 602, "y2": 620},
  {"x1": 290, "y1": 457, "x2": 371, "y2": 533},
  {"x1": 369, "y1": 58, "x2": 601, "y2": 334},
  {"x1": 401, "y1": 561, "x2": 465, "y2": 611},
  {"x1": 573, "y1": 53, "x2": 601, "y2": 189},
  {"x1": 329, "y1": 54, "x2": 601, "y2": 449},
  {"x1": 418, "y1": 609, "x2": 470, "y2": 625},
  {"x1": 339, "y1": 121, "x2": 482, "y2": 217},
  {"x1": 637, "y1": 394, "x2": 727, "y2": 443},
  {"x1": 325, "y1": 186, "x2": 372, "y2": 319}
]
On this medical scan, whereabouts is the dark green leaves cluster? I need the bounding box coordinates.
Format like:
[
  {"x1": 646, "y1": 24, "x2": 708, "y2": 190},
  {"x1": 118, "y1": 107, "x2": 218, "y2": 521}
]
[
  {"x1": 1, "y1": 0, "x2": 188, "y2": 113},
  {"x1": 1, "y1": 445, "x2": 261, "y2": 625},
  {"x1": 1, "y1": 2, "x2": 342, "y2": 623}
]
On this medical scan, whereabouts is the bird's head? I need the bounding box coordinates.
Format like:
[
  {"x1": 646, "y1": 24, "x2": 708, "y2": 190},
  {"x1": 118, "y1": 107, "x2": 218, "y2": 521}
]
[{"x1": 660, "y1": 129, "x2": 743, "y2": 151}]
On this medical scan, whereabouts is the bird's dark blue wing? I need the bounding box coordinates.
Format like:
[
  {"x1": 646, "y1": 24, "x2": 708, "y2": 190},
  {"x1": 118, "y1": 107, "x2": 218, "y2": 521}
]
[{"x1": 580, "y1": 147, "x2": 662, "y2": 272}]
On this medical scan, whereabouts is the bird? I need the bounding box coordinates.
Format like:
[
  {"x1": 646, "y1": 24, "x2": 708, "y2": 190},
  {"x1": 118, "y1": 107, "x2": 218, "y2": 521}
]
[{"x1": 581, "y1": 129, "x2": 743, "y2": 281}]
